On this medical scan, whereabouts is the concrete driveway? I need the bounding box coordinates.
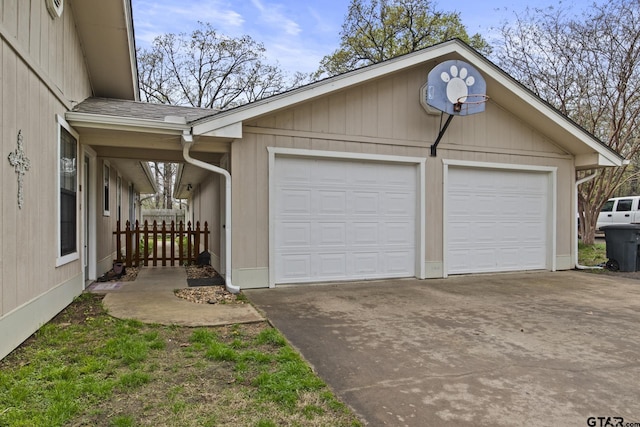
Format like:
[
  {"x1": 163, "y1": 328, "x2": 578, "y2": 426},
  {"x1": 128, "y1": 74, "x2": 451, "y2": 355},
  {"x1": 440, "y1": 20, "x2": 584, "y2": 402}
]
[{"x1": 246, "y1": 271, "x2": 640, "y2": 427}]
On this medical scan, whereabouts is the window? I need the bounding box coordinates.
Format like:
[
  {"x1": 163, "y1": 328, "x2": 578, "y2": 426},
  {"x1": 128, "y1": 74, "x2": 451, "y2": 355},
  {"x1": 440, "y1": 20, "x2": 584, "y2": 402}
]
[
  {"x1": 57, "y1": 116, "x2": 79, "y2": 266},
  {"x1": 616, "y1": 199, "x2": 633, "y2": 212},
  {"x1": 601, "y1": 200, "x2": 614, "y2": 212},
  {"x1": 103, "y1": 162, "x2": 110, "y2": 216}
]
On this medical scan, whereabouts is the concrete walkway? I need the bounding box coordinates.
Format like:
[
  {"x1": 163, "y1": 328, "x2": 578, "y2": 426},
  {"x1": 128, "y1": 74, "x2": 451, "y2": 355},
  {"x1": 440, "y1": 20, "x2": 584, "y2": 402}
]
[{"x1": 92, "y1": 267, "x2": 264, "y2": 326}]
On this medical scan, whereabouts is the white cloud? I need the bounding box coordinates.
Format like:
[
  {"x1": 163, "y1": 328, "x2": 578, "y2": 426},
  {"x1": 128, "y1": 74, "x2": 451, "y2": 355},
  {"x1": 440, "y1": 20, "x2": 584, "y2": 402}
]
[
  {"x1": 250, "y1": 0, "x2": 302, "y2": 36},
  {"x1": 133, "y1": 0, "x2": 244, "y2": 48}
]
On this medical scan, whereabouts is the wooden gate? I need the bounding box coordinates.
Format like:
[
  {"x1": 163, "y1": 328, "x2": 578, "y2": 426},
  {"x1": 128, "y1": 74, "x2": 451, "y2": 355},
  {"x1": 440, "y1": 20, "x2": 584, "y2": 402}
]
[{"x1": 114, "y1": 220, "x2": 209, "y2": 267}]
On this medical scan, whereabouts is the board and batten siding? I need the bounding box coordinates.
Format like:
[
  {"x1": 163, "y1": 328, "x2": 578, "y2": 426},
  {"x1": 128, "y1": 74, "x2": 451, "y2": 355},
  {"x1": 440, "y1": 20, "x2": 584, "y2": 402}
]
[
  {"x1": 190, "y1": 173, "x2": 222, "y2": 269},
  {"x1": 1, "y1": 1, "x2": 93, "y2": 359},
  {"x1": 230, "y1": 65, "x2": 575, "y2": 287}
]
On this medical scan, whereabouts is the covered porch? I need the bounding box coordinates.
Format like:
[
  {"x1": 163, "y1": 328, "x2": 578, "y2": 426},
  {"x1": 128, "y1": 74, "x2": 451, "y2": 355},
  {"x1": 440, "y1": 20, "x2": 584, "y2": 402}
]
[{"x1": 65, "y1": 98, "x2": 233, "y2": 287}]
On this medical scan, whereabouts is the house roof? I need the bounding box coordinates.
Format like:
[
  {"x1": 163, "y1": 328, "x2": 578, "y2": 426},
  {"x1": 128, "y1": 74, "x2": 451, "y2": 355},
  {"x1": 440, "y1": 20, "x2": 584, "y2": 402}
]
[
  {"x1": 189, "y1": 39, "x2": 624, "y2": 169},
  {"x1": 70, "y1": 0, "x2": 138, "y2": 100},
  {"x1": 67, "y1": 39, "x2": 625, "y2": 170},
  {"x1": 73, "y1": 98, "x2": 218, "y2": 123}
]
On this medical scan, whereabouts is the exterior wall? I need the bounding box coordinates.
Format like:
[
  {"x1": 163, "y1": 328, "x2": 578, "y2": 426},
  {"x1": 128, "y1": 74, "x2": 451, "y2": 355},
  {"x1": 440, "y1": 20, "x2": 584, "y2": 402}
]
[
  {"x1": 230, "y1": 65, "x2": 576, "y2": 288},
  {"x1": 190, "y1": 173, "x2": 221, "y2": 269},
  {"x1": 94, "y1": 159, "x2": 137, "y2": 276},
  {"x1": 1, "y1": 2, "x2": 92, "y2": 359}
]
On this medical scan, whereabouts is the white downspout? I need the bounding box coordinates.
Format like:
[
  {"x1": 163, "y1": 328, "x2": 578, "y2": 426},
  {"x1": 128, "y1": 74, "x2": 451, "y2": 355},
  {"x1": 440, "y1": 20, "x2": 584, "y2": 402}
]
[
  {"x1": 575, "y1": 171, "x2": 602, "y2": 270},
  {"x1": 182, "y1": 133, "x2": 240, "y2": 294}
]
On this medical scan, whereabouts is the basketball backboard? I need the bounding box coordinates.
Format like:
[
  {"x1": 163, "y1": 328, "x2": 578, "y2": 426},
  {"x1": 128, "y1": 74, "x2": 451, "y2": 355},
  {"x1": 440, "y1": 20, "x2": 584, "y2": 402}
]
[{"x1": 425, "y1": 60, "x2": 487, "y2": 116}]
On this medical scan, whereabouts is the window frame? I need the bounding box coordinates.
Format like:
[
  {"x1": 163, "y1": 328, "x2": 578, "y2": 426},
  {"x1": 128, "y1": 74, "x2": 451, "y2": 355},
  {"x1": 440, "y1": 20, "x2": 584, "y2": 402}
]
[
  {"x1": 616, "y1": 199, "x2": 633, "y2": 212},
  {"x1": 56, "y1": 115, "x2": 80, "y2": 267}
]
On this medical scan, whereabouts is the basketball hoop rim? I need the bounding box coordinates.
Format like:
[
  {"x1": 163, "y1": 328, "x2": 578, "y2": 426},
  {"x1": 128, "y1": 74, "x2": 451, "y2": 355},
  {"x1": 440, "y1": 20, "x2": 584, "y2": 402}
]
[{"x1": 456, "y1": 94, "x2": 490, "y2": 105}]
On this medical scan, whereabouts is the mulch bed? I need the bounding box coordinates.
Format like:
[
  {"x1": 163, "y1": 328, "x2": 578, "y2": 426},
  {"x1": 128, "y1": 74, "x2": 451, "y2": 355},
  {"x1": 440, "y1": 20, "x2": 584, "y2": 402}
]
[{"x1": 179, "y1": 265, "x2": 245, "y2": 305}]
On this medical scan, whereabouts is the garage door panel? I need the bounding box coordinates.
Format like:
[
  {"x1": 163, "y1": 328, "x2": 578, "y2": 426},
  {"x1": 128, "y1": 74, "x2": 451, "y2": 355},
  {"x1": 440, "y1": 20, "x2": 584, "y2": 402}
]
[
  {"x1": 353, "y1": 192, "x2": 380, "y2": 214},
  {"x1": 279, "y1": 189, "x2": 312, "y2": 215},
  {"x1": 385, "y1": 192, "x2": 414, "y2": 215},
  {"x1": 317, "y1": 253, "x2": 348, "y2": 277},
  {"x1": 275, "y1": 156, "x2": 417, "y2": 283},
  {"x1": 277, "y1": 222, "x2": 312, "y2": 247},
  {"x1": 386, "y1": 251, "x2": 415, "y2": 273},
  {"x1": 277, "y1": 160, "x2": 312, "y2": 183},
  {"x1": 318, "y1": 190, "x2": 347, "y2": 215},
  {"x1": 278, "y1": 254, "x2": 312, "y2": 280},
  {"x1": 497, "y1": 247, "x2": 521, "y2": 269},
  {"x1": 317, "y1": 222, "x2": 346, "y2": 246},
  {"x1": 447, "y1": 167, "x2": 549, "y2": 275},
  {"x1": 352, "y1": 252, "x2": 379, "y2": 274},
  {"x1": 386, "y1": 222, "x2": 413, "y2": 244},
  {"x1": 353, "y1": 223, "x2": 379, "y2": 245},
  {"x1": 474, "y1": 222, "x2": 500, "y2": 243},
  {"x1": 312, "y1": 162, "x2": 348, "y2": 184}
]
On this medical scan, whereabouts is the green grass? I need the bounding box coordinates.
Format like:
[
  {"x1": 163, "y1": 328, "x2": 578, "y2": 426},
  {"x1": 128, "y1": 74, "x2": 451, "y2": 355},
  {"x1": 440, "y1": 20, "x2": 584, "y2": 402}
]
[
  {"x1": 0, "y1": 293, "x2": 361, "y2": 427},
  {"x1": 578, "y1": 241, "x2": 607, "y2": 266}
]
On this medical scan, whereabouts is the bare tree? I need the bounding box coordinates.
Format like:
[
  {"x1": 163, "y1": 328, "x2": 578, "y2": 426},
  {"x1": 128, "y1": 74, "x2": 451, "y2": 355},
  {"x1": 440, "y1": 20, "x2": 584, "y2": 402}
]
[
  {"x1": 138, "y1": 23, "x2": 305, "y2": 207},
  {"x1": 138, "y1": 22, "x2": 291, "y2": 110},
  {"x1": 496, "y1": 0, "x2": 640, "y2": 244},
  {"x1": 316, "y1": 0, "x2": 492, "y2": 78}
]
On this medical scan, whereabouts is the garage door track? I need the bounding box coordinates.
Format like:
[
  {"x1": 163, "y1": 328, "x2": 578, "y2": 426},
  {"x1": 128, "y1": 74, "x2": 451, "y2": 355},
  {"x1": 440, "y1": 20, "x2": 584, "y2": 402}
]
[{"x1": 246, "y1": 271, "x2": 640, "y2": 427}]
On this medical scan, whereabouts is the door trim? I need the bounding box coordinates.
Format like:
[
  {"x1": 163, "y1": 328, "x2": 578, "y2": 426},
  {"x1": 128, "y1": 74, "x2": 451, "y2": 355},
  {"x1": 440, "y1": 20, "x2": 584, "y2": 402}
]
[
  {"x1": 268, "y1": 147, "x2": 426, "y2": 287},
  {"x1": 82, "y1": 146, "x2": 97, "y2": 284}
]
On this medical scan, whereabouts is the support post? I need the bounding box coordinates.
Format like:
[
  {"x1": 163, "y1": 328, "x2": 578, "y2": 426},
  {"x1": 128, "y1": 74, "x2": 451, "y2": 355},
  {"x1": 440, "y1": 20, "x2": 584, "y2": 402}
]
[{"x1": 430, "y1": 114, "x2": 454, "y2": 157}]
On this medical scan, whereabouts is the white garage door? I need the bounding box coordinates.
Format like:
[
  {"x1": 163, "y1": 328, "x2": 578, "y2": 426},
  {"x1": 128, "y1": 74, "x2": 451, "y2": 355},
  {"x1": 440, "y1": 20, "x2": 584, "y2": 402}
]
[
  {"x1": 274, "y1": 156, "x2": 417, "y2": 284},
  {"x1": 446, "y1": 167, "x2": 550, "y2": 275}
]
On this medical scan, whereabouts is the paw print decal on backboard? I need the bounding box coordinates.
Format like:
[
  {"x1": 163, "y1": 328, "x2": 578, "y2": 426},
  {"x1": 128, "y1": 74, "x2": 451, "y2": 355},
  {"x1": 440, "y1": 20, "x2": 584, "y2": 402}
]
[
  {"x1": 440, "y1": 65, "x2": 475, "y2": 105},
  {"x1": 425, "y1": 59, "x2": 487, "y2": 116}
]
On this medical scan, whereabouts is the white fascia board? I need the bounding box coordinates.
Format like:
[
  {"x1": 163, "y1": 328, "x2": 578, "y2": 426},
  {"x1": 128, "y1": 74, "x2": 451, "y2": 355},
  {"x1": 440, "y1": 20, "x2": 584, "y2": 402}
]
[
  {"x1": 200, "y1": 122, "x2": 243, "y2": 138},
  {"x1": 192, "y1": 42, "x2": 461, "y2": 136},
  {"x1": 65, "y1": 112, "x2": 190, "y2": 134},
  {"x1": 124, "y1": 0, "x2": 140, "y2": 101}
]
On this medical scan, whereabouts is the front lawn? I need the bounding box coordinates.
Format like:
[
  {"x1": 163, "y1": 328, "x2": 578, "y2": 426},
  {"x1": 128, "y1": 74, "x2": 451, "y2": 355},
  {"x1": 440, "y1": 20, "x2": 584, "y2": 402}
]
[{"x1": 0, "y1": 293, "x2": 361, "y2": 427}]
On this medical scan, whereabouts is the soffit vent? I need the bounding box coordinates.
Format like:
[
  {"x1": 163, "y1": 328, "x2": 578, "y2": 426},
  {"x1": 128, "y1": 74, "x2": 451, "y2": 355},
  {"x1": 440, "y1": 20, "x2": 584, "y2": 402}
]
[{"x1": 46, "y1": 0, "x2": 64, "y2": 18}]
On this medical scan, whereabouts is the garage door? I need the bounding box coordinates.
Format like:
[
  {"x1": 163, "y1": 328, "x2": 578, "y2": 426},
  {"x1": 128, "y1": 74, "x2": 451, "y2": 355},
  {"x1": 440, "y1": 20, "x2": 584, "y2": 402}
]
[
  {"x1": 446, "y1": 167, "x2": 550, "y2": 275},
  {"x1": 274, "y1": 156, "x2": 417, "y2": 284}
]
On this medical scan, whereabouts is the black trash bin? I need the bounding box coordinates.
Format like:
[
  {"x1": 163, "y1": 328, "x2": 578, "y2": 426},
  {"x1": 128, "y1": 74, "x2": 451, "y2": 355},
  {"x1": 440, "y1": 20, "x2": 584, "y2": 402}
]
[{"x1": 601, "y1": 224, "x2": 640, "y2": 271}]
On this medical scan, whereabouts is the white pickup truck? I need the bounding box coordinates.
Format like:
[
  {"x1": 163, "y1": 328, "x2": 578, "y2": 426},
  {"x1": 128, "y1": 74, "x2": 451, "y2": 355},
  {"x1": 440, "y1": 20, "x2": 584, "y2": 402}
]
[{"x1": 596, "y1": 196, "x2": 640, "y2": 230}]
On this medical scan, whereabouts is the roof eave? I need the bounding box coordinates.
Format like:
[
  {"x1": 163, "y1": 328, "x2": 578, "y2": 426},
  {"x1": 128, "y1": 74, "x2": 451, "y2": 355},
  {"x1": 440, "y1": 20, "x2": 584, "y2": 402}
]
[
  {"x1": 191, "y1": 39, "x2": 624, "y2": 168},
  {"x1": 65, "y1": 111, "x2": 189, "y2": 134},
  {"x1": 70, "y1": 0, "x2": 138, "y2": 100}
]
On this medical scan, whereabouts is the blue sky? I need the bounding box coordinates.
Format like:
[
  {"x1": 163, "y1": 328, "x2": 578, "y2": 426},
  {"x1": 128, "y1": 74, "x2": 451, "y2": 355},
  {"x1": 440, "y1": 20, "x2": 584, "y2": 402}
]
[{"x1": 131, "y1": 0, "x2": 582, "y2": 76}]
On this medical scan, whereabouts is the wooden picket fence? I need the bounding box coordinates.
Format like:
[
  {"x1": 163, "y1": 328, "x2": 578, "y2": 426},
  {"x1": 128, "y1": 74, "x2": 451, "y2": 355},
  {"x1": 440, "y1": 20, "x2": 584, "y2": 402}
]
[{"x1": 114, "y1": 220, "x2": 209, "y2": 267}]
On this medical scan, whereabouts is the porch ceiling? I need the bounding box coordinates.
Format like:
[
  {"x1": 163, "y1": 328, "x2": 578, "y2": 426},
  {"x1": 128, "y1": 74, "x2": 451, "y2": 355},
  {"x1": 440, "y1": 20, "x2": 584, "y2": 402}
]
[
  {"x1": 76, "y1": 128, "x2": 228, "y2": 195},
  {"x1": 106, "y1": 158, "x2": 156, "y2": 194}
]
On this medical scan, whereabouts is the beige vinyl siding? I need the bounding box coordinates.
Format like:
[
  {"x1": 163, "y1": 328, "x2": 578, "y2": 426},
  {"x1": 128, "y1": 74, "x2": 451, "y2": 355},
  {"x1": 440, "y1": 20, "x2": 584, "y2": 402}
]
[
  {"x1": 96, "y1": 159, "x2": 112, "y2": 265},
  {"x1": 231, "y1": 65, "x2": 575, "y2": 277},
  {"x1": 191, "y1": 173, "x2": 221, "y2": 260},
  {"x1": 1, "y1": 1, "x2": 92, "y2": 317}
]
